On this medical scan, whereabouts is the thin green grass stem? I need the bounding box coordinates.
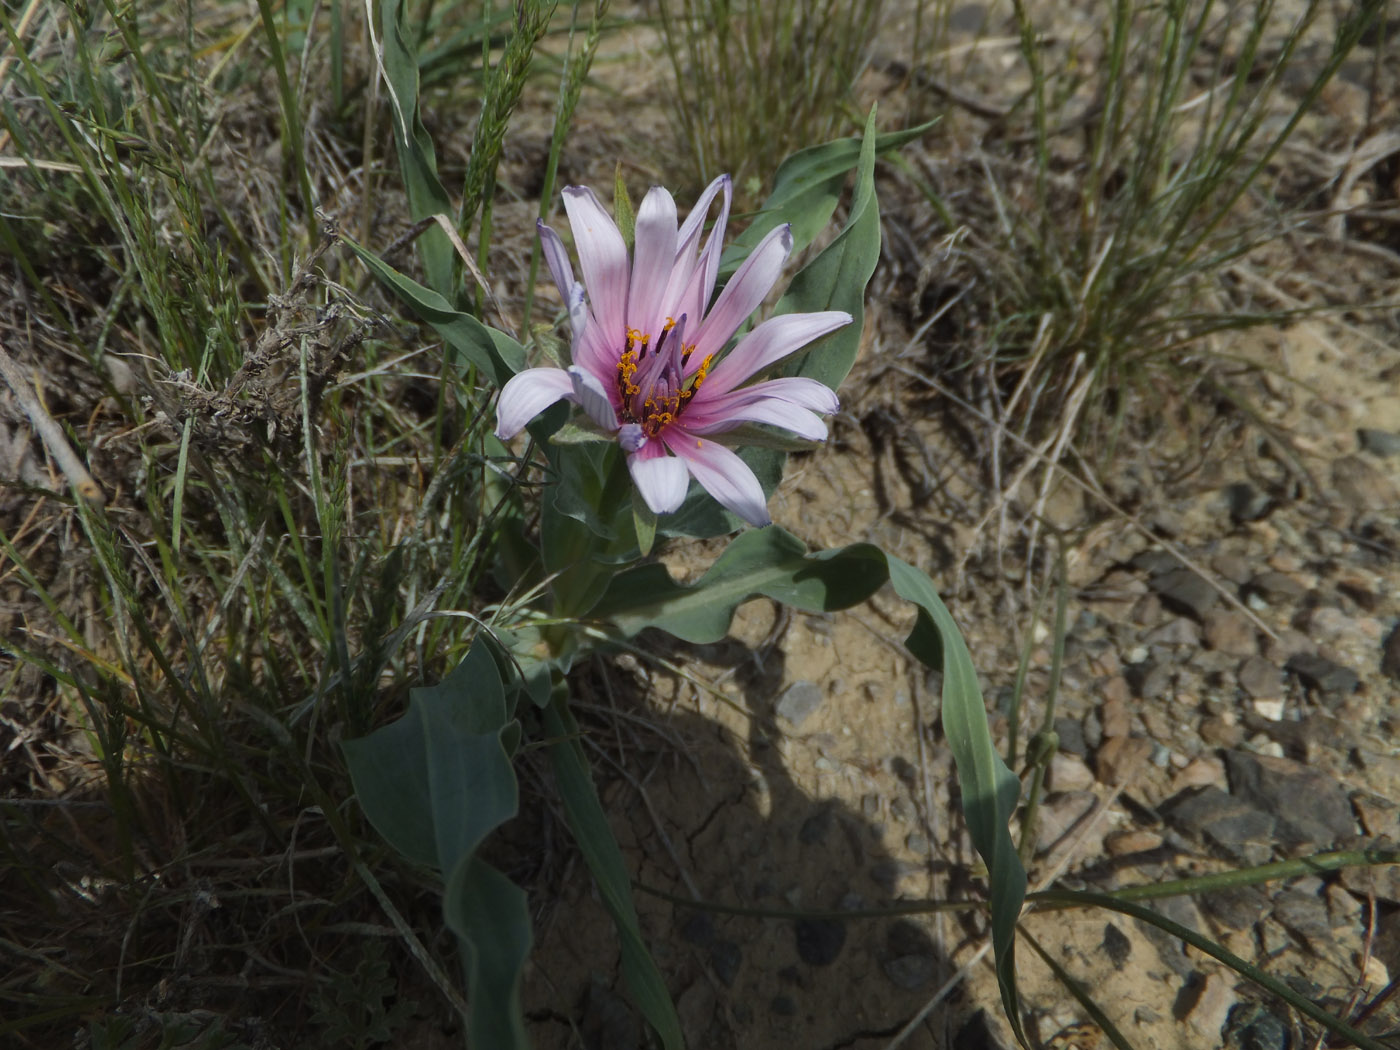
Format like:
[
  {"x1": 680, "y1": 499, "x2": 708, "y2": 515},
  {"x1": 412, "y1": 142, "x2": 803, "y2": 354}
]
[
  {"x1": 253, "y1": 0, "x2": 317, "y2": 242},
  {"x1": 1017, "y1": 547, "x2": 1069, "y2": 866},
  {"x1": 1031, "y1": 847, "x2": 1400, "y2": 906},
  {"x1": 1022, "y1": 927, "x2": 1139, "y2": 1050},
  {"x1": 522, "y1": 0, "x2": 608, "y2": 332}
]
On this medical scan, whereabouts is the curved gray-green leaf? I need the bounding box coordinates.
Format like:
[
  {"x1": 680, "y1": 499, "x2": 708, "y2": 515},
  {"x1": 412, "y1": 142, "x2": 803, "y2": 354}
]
[{"x1": 595, "y1": 528, "x2": 1027, "y2": 1037}]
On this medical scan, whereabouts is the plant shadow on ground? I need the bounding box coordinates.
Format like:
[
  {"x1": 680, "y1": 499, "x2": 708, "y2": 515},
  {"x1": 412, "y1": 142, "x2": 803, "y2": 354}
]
[{"x1": 518, "y1": 633, "x2": 967, "y2": 1050}]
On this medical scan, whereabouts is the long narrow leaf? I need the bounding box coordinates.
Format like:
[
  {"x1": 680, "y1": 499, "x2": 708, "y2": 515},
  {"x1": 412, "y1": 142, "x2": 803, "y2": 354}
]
[
  {"x1": 342, "y1": 234, "x2": 524, "y2": 386},
  {"x1": 775, "y1": 106, "x2": 883, "y2": 393},
  {"x1": 343, "y1": 639, "x2": 529, "y2": 1047},
  {"x1": 722, "y1": 116, "x2": 936, "y2": 267},
  {"x1": 377, "y1": 0, "x2": 456, "y2": 297},
  {"x1": 545, "y1": 694, "x2": 683, "y2": 1049}
]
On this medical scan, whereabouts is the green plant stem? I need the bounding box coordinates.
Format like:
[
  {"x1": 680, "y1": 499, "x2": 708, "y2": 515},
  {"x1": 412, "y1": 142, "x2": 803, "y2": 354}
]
[
  {"x1": 253, "y1": 0, "x2": 317, "y2": 241},
  {"x1": 1030, "y1": 847, "x2": 1400, "y2": 906},
  {"x1": 522, "y1": 0, "x2": 609, "y2": 332},
  {"x1": 1017, "y1": 547, "x2": 1069, "y2": 866},
  {"x1": 1022, "y1": 926, "x2": 1138, "y2": 1050},
  {"x1": 636, "y1": 880, "x2": 981, "y2": 921}
]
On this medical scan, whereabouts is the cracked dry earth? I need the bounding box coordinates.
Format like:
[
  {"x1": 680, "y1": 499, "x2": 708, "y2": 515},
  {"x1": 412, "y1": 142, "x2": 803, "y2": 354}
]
[{"x1": 514, "y1": 224, "x2": 1400, "y2": 1050}]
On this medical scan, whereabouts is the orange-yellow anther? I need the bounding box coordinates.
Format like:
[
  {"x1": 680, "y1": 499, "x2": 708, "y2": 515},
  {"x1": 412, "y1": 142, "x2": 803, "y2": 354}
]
[
  {"x1": 616, "y1": 349, "x2": 641, "y2": 397},
  {"x1": 679, "y1": 354, "x2": 714, "y2": 403}
]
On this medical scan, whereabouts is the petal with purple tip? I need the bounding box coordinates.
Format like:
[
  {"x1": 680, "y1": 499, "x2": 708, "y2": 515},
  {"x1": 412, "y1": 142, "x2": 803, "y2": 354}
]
[
  {"x1": 495, "y1": 367, "x2": 575, "y2": 439},
  {"x1": 562, "y1": 186, "x2": 629, "y2": 341},
  {"x1": 567, "y1": 365, "x2": 619, "y2": 431},
  {"x1": 537, "y1": 219, "x2": 576, "y2": 301},
  {"x1": 697, "y1": 311, "x2": 851, "y2": 398},
  {"x1": 706, "y1": 375, "x2": 841, "y2": 414},
  {"x1": 686, "y1": 223, "x2": 793, "y2": 367},
  {"x1": 618, "y1": 423, "x2": 647, "y2": 453},
  {"x1": 667, "y1": 174, "x2": 731, "y2": 316},
  {"x1": 682, "y1": 396, "x2": 829, "y2": 441}
]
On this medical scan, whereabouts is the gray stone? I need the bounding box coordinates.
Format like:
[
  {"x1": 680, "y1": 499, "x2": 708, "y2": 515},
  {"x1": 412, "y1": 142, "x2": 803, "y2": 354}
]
[
  {"x1": 1137, "y1": 895, "x2": 1207, "y2": 977},
  {"x1": 1224, "y1": 1004, "x2": 1292, "y2": 1050},
  {"x1": 1202, "y1": 610, "x2": 1257, "y2": 656},
  {"x1": 1272, "y1": 889, "x2": 1331, "y2": 940},
  {"x1": 1285, "y1": 652, "x2": 1360, "y2": 696},
  {"x1": 1151, "y1": 568, "x2": 1220, "y2": 620},
  {"x1": 1201, "y1": 885, "x2": 1269, "y2": 931},
  {"x1": 1236, "y1": 656, "x2": 1283, "y2": 699},
  {"x1": 1224, "y1": 751, "x2": 1357, "y2": 850},
  {"x1": 1262, "y1": 628, "x2": 1315, "y2": 663},
  {"x1": 1127, "y1": 661, "x2": 1173, "y2": 700},
  {"x1": 1246, "y1": 571, "x2": 1306, "y2": 605},
  {"x1": 881, "y1": 920, "x2": 937, "y2": 989},
  {"x1": 1302, "y1": 605, "x2": 1361, "y2": 644},
  {"x1": 1182, "y1": 972, "x2": 1237, "y2": 1042},
  {"x1": 1210, "y1": 552, "x2": 1255, "y2": 586},
  {"x1": 1101, "y1": 923, "x2": 1131, "y2": 966},
  {"x1": 794, "y1": 918, "x2": 846, "y2": 965},
  {"x1": 1339, "y1": 860, "x2": 1400, "y2": 905},
  {"x1": 1142, "y1": 617, "x2": 1201, "y2": 647},
  {"x1": 1382, "y1": 623, "x2": 1400, "y2": 681},
  {"x1": 1132, "y1": 550, "x2": 1184, "y2": 575},
  {"x1": 1359, "y1": 427, "x2": 1400, "y2": 457},
  {"x1": 709, "y1": 940, "x2": 742, "y2": 985},
  {"x1": 776, "y1": 680, "x2": 824, "y2": 726},
  {"x1": 1054, "y1": 716, "x2": 1087, "y2": 756},
  {"x1": 1162, "y1": 785, "x2": 1276, "y2": 865},
  {"x1": 1226, "y1": 482, "x2": 1272, "y2": 522}
]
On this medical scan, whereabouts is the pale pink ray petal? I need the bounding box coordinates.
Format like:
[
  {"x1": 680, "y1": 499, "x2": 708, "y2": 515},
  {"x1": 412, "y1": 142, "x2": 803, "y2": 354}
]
[
  {"x1": 681, "y1": 396, "x2": 829, "y2": 441},
  {"x1": 495, "y1": 367, "x2": 576, "y2": 439},
  {"x1": 688, "y1": 174, "x2": 732, "y2": 317},
  {"x1": 627, "y1": 442, "x2": 690, "y2": 514},
  {"x1": 675, "y1": 174, "x2": 730, "y2": 261},
  {"x1": 628, "y1": 187, "x2": 679, "y2": 337},
  {"x1": 562, "y1": 186, "x2": 629, "y2": 341},
  {"x1": 571, "y1": 314, "x2": 618, "y2": 385},
  {"x1": 700, "y1": 375, "x2": 840, "y2": 414},
  {"x1": 666, "y1": 174, "x2": 731, "y2": 315},
  {"x1": 684, "y1": 223, "x2": 793, "y2": 369},
  {"x1": 665, "y1": 427, "x2": 771, "y2": 526},
  {"x1": 537, "y1": 219, "x2": 575, "y2": 299},
  {"x1": 567, "y1": 366, "x2": 620, "y2": 430},
  {"x1": 698, "y1": 311, "x2": 851, "y2": 397}
]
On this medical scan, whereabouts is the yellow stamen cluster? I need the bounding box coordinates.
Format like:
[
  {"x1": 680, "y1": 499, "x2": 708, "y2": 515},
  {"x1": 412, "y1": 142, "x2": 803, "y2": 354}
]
[
  {"x1": 641, "y1": 390, "x2": 682, "y2": 435},
  {"x1": 617, "y1": 348, "x2": 640, "y2": 398},
  {"x1": 614, "y1": 325, "x2": 714, "y2": 436}
]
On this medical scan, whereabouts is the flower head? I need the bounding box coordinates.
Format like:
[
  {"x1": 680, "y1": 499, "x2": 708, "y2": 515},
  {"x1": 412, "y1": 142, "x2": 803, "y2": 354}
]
[{"x1": 496, "y1": 175, "x2": 851, "y2": 526}]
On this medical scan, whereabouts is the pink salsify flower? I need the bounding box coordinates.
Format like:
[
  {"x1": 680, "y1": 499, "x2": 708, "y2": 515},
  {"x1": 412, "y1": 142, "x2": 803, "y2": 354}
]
[{"x1": 494, "y1": 175, "x2": 851, "y2": 527}]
